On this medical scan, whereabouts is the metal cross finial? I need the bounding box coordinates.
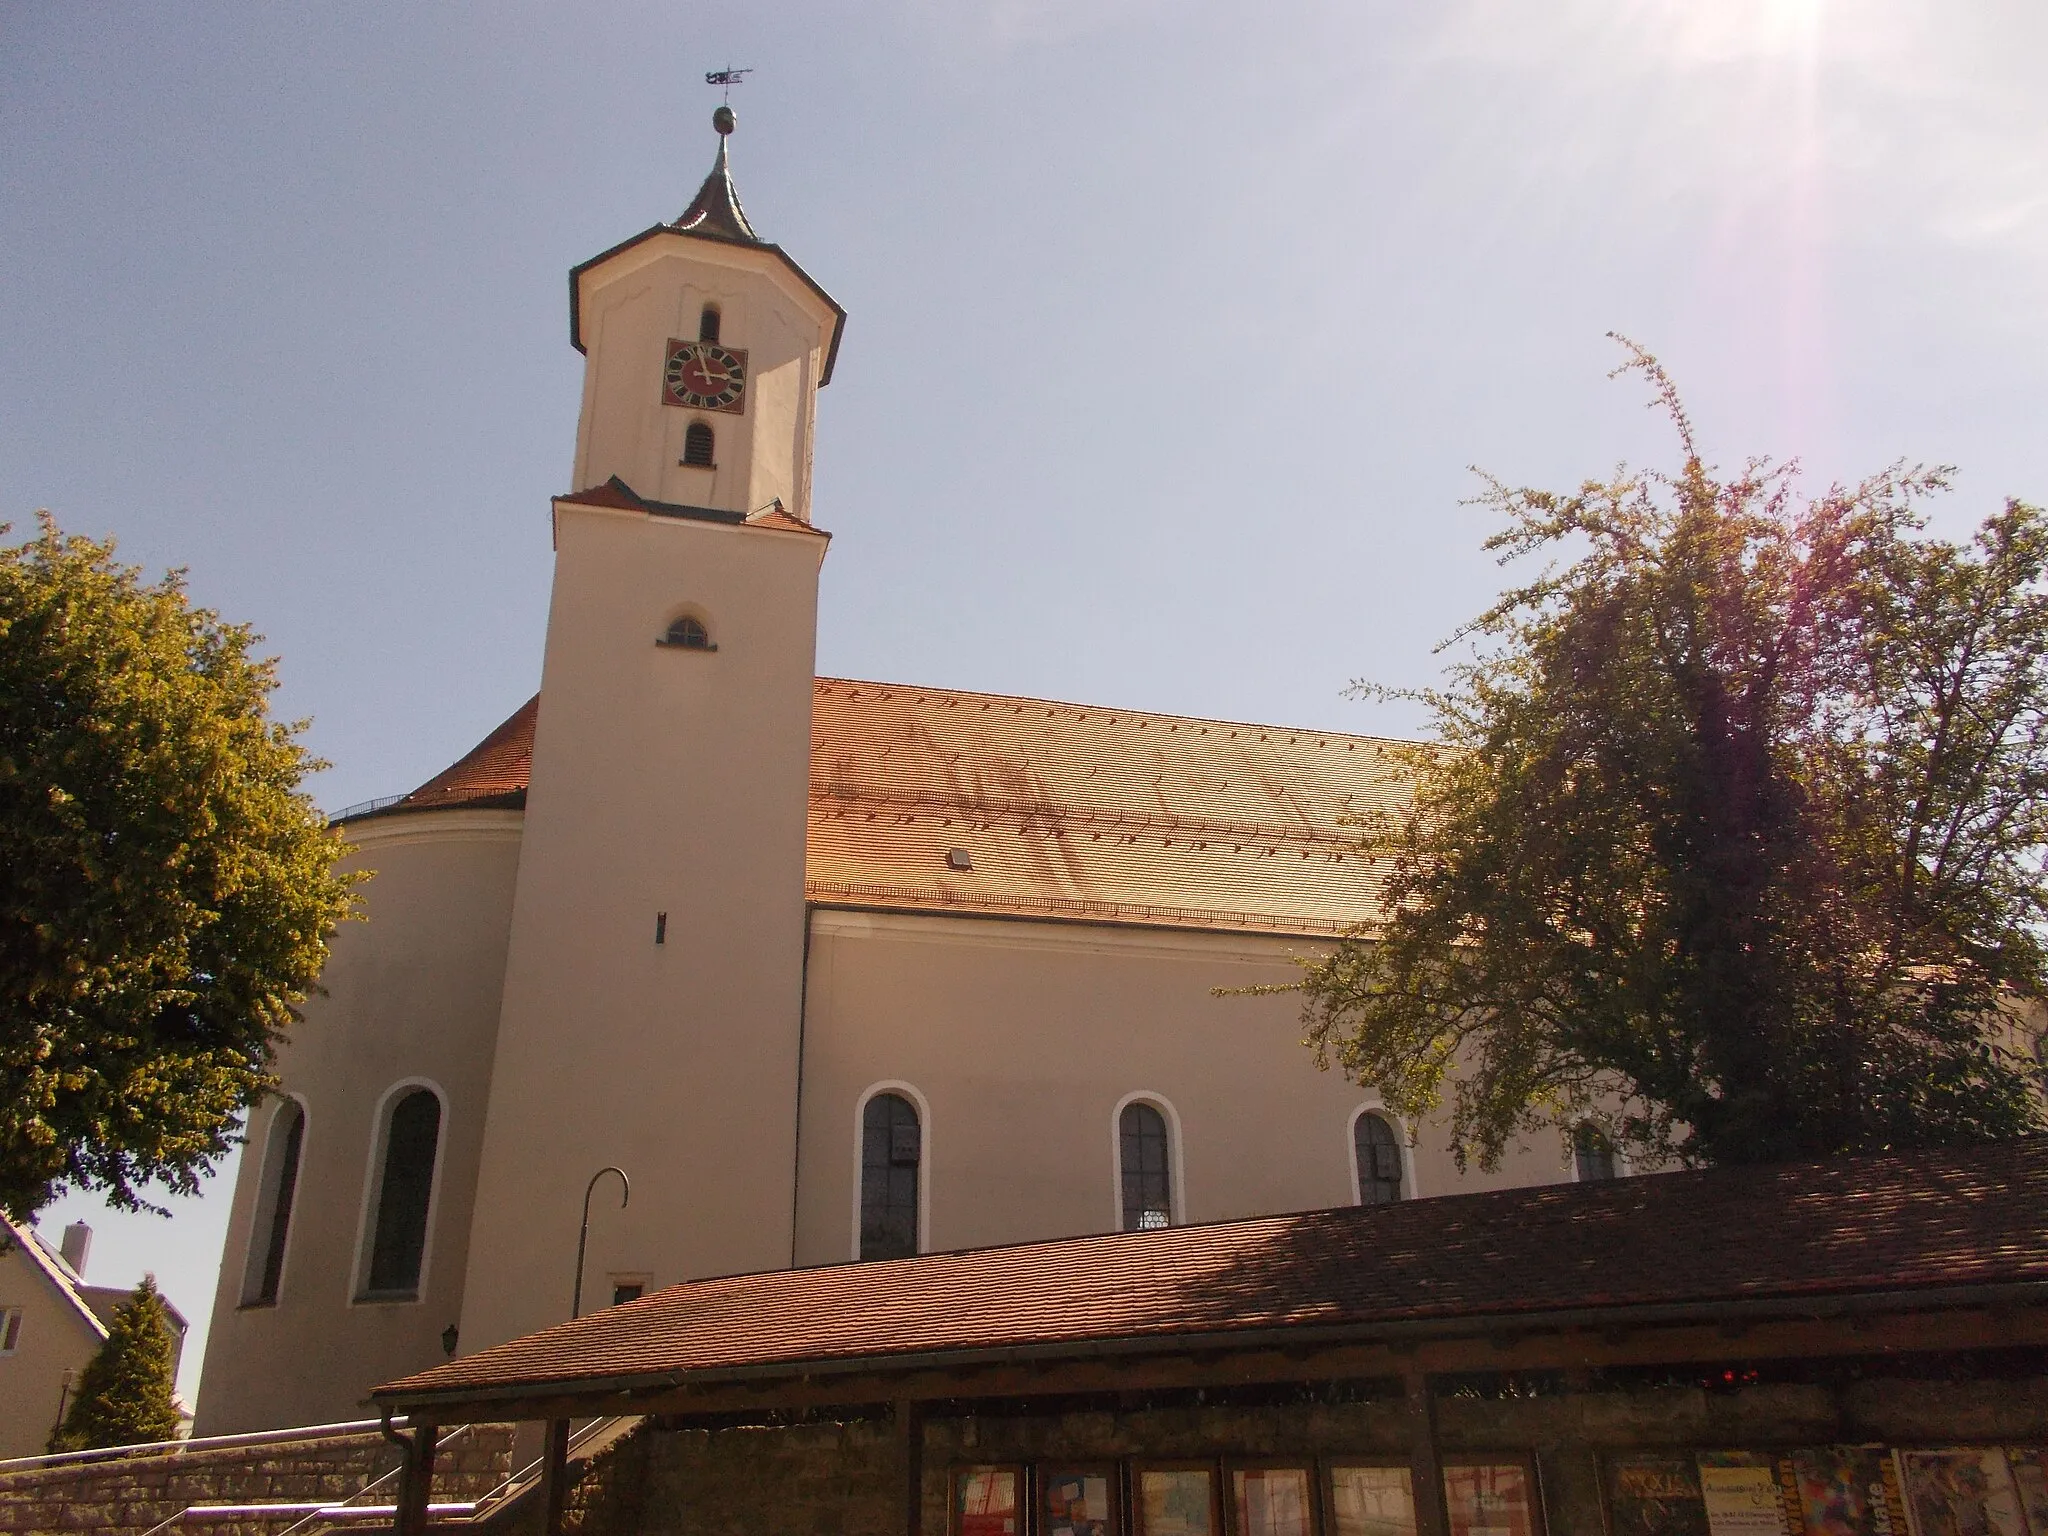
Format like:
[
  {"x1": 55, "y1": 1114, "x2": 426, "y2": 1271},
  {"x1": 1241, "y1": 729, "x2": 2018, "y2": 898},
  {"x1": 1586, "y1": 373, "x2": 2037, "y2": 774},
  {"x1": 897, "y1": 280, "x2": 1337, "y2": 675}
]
[{"x1": 705, "y1": 66, "x2": 752, "y2": 103}]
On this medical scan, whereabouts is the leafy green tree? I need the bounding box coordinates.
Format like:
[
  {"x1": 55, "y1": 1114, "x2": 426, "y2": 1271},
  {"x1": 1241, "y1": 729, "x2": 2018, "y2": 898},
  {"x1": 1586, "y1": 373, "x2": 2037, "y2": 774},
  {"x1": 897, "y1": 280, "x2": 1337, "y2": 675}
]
[
  {"x1": 1293, "y1": 342, "x2": 2048, "y2": 1169},
  {"x1": 49, "y1": 1274, "x2": 182, "y2": 1451},
  {"x1": 1, "y1": 516, "x2": 357, "y2": 1220}
]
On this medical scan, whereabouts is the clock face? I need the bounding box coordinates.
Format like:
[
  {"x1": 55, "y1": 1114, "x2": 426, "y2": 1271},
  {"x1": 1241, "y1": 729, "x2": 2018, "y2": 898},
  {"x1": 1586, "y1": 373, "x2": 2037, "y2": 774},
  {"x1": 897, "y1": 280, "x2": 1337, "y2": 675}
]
[{"x1": 662, "y1": 339, "x2": 748, "y2": 414}]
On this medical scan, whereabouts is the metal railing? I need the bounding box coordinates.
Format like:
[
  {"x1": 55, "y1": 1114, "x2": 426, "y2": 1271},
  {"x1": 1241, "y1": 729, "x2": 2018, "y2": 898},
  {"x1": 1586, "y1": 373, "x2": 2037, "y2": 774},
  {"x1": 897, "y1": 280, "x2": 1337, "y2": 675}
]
[
  {"x1": 0, "y1": 1418, "x2": 403, "y2": 1475},
  {"x1": 330, "y1": 795, "x2": 407, "y2": 823}
]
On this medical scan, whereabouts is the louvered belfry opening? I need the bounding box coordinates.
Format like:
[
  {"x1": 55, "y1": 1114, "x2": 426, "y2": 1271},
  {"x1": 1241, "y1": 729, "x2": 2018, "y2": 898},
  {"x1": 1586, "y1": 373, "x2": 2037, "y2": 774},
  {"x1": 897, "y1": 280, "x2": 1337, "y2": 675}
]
[
  {"x1": 698, "y1": 305, "x2": 721, "y2": 343},
  {"x1": 683, "y1": 421, "x2": 715, "y2": 467}
]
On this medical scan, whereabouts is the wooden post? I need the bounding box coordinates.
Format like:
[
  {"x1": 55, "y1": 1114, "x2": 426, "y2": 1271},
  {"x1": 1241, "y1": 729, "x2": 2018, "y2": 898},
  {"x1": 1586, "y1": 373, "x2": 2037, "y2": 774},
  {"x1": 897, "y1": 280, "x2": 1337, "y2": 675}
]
[
  {"x1": 395, "y1": 1420, "x2": 438, "y2": 1536},
  {"x1": 1405, "y1": 1371, "x2": 1450, "y2": 1536},
  {"x1": 541, "y1": 1418, "x2": 573, "y2": 1536},
  {"x1": 897, "y1": 1398, "x2": 925, "y2": 1536}
]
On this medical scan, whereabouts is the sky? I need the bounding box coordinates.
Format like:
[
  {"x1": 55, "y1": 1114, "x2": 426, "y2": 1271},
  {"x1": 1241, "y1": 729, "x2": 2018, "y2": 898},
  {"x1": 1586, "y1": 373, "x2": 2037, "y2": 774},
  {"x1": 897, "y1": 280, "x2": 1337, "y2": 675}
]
[{"x1": 5, "y1": 0, "x2": 2046, "y2": 1410}]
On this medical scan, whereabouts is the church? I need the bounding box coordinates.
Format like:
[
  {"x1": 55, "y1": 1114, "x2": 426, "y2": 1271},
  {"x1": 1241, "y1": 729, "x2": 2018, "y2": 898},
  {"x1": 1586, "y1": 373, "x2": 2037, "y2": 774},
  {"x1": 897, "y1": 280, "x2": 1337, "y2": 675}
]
[{"x1": 195, "y1": 112, "x2": 1585, "y2": 1435}]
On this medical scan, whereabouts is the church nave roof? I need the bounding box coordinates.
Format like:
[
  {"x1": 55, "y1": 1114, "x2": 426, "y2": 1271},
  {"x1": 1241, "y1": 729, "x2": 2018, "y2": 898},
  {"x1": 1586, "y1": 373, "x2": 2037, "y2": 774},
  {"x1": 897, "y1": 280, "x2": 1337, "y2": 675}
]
[{"x1": 373, "y1": 679, "x2": 1414, "y2": 937}]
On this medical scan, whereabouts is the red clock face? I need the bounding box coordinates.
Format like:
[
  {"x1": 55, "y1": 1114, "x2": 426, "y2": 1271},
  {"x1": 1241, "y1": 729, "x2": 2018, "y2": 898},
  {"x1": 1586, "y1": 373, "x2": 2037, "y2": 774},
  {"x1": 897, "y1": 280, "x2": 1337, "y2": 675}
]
[{"x1": 662, "y1": 339, "x2": 747, "y2": 413}]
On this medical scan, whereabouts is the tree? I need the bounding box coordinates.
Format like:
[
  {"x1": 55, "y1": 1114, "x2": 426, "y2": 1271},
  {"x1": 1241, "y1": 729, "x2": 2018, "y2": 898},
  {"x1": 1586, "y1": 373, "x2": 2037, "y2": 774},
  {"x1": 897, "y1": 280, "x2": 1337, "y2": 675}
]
[
  {"x1": 49, "y1": 1274, "x2": 182, "y2": 1451},
  {"x1": 1292, "y1": 341, "x2": 2048, "y2": 1170},
  {"x1": 1, "y1": 516, "x2": 357, "y2": 1220}
]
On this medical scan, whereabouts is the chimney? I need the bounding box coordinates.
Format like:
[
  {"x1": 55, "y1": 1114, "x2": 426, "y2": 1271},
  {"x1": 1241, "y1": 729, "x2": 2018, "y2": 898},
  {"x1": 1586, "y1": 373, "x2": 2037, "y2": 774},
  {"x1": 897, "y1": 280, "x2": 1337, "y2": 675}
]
[{"x1": 60, "y1": 1222, "x2": 91, "y2": 1279}]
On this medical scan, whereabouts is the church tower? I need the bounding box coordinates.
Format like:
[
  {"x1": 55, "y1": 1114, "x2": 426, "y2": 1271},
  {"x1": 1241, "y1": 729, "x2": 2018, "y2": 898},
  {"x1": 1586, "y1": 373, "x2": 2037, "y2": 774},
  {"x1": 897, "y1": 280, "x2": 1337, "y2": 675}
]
[{"x1": 454, "y1": 110, "x2": 844, "y2": 1355}]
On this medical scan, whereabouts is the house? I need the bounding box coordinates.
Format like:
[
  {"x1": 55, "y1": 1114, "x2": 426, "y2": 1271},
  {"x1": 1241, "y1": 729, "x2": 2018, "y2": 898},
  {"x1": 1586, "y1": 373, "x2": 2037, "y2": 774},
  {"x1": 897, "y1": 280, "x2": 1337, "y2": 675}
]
[{"x1": 0, "y1": 1222, "x2": 190, "y2": 1460}]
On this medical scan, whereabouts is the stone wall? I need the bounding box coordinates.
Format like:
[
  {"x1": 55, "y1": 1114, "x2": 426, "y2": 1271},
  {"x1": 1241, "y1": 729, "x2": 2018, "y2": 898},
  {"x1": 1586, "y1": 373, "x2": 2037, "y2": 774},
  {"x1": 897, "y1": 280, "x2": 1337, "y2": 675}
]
[
  {"x1": 0, "y1": 1422, "x2": 515, "y2": 1536},
  {"x1": 548, "y1": 1371, "x2": 2048, "y2": 1536}
]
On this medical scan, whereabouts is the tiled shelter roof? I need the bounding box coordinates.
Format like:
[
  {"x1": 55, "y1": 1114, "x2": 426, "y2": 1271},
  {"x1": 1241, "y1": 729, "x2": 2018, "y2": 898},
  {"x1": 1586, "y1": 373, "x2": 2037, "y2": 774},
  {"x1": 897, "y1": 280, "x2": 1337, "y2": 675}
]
[
  {"x1": 364, "y1": 680, "x2": 1412, "y2": 935},
  {"x1": 376, "y1": 1136, "x2": 2048, "y2": 1407}
]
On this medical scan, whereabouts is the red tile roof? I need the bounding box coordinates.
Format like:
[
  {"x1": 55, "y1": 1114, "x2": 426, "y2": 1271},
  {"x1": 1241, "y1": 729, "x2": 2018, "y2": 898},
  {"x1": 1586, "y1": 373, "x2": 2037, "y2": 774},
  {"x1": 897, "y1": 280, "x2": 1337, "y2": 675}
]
[
  {"x1": 394, "y1": 696, "x2": 537, "y2": 813},
  {"x1": 361, "y1": 680, "x2": 1409, "y2": 935},
  {"x1": 375, "y1": 1136, "x2": 2048, "y2": 1407},
  {"x1": 805, "y1": 679, "x2": 1406, "y2": 934}
]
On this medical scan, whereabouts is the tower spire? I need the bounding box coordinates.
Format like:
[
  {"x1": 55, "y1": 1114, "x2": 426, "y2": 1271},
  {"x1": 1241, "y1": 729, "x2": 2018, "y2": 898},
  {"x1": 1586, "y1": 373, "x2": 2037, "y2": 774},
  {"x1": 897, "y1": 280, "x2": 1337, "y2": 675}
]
[{"x1": 676, "y1": 105, "x2": 760, "y2": 244}]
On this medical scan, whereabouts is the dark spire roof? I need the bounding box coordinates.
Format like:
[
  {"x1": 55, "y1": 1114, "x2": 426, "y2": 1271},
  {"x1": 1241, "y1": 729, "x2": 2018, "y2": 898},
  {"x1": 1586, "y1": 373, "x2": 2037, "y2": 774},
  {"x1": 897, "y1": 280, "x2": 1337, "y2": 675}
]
[{"x1": 675, "y1": 108, "x2": 760, "y2": 244}]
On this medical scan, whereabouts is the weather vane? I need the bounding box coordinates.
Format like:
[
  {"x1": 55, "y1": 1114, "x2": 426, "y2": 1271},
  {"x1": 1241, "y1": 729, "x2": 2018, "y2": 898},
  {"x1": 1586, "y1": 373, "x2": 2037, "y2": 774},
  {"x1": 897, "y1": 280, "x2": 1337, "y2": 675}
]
[{"x1": 705, "y1": 66, "x2": 753, "y2": 103}]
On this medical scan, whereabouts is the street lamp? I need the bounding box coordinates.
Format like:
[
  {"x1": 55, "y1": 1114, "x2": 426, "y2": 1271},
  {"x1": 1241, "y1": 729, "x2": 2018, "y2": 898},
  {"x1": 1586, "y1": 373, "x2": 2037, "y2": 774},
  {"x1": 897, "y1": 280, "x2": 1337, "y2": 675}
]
[{"x1": 571, "y1": 1166, "x2": 630, "y2": 1319}]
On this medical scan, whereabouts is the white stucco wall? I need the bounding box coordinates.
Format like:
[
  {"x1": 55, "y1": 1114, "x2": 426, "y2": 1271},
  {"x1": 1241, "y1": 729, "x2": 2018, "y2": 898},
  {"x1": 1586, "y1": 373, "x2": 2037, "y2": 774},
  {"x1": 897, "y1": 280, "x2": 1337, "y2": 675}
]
[
  {"x1": 0, "y1": 1238, "x2": 107, "y2": 1460},
  {"x1": 792, "y1": 909, "x2": 1569, "y2": 1267},
  {"x1": 453, "y1": 504, "x2": 823, "y2": 1358},
  {"x1": 195, "y1": 812, "x2": 522, "y2": 1435},
  {"x1": 572, "y1": 236, "x2": 832, "y2": 520}
]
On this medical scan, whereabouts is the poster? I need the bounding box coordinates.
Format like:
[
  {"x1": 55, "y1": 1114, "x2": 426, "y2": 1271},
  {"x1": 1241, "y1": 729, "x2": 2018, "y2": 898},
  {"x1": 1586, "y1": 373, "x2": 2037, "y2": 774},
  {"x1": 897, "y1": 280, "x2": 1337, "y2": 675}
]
[
  {"x1": 1234, "y1": 1468, "x2": 1313, "y2": 1536},
  {"x1": 1606, "y1": 1455, "x2": 1709, "y2": 1536},
  {"x1": 1788, "y1": 1448, "x2": 1903, "y2": 1536},
  {"x1": 2006, "y1": 1450, "x2": 2048, "y2": 1536},
  {"x1": 1698, "y1": 1455, "x2": 1791, "y2": 1536},
  {"x1": 955, "y1": 1467, "x2": 1020, "y2": 1536},
  {"x1": 1328, "y1": 1465, "x2": 1417, "y2": 1536},
  {"x1": 1139, "y1": 1468, "x2": 1217, "y2": 1536},
  {"x1": 1897, "y1": 1449, "x2": 2027, "y2": 1536},
  {"x1": 1044, "y1": 1469, "x2": 1116, "y2": 1536},
  {"x1": 1444, "y1": 1463, "x2": 1538, "y2": 1536}
]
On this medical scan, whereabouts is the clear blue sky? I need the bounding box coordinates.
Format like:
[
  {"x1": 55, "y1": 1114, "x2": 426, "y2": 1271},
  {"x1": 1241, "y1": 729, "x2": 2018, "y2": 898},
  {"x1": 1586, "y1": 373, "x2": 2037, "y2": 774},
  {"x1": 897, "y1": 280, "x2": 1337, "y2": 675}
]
[{"x1": 5, "y1": 1, "x2": 2044, "y2": 1409}]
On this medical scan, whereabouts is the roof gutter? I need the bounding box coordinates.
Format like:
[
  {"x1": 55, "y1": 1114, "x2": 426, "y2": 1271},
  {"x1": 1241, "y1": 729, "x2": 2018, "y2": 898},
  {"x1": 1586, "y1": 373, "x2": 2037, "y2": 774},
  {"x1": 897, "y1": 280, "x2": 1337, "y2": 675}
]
[{"x1": 372, "y1": 1276, "x2": 2048, "y2": 1414}]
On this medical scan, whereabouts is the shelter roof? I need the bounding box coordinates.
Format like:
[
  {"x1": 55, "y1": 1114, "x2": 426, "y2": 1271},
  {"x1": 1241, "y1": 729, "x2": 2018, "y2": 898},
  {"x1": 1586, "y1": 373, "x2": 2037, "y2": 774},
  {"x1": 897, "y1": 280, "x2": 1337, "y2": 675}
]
[
  {"x1": 375, "y1": 1136, "x2": 2048, "y2": 1409},
  {"x1": 354, "y1": 679, "x2": 1411, "y2": 935}
]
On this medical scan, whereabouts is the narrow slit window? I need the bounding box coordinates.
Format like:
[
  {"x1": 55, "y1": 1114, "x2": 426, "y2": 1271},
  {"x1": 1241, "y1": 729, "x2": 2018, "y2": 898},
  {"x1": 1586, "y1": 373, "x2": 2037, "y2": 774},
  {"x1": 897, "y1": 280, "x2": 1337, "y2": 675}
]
[
  {"x1": 363, "y1": 1088, "x2": 441, "y2": 1298},
  {"x1": 698, "y1": 305, "x2": 721, "y2": 343},
  {"x1": 663, "y1": 615, "x2": 712, "y2": 650},
  {"x1": 1354, "y1": 1111, "x2": 1403, "y2": 1205},
  {"x1": 859, "y1": 1092, "x2": 920, "y2": 1260},
  {"x1": 682, "y1": 421, "x2": 715, "y2": 467},
  {"x1": 242, "y1": 1098, "x2": 306, "y2": 1304},
  {"x1": 1574, "y1": 1122, "x2": 1617, "y2": 1182},
  {"x1": 1119, "y1": 1101, "x2": 1172, "y2": 1230}
]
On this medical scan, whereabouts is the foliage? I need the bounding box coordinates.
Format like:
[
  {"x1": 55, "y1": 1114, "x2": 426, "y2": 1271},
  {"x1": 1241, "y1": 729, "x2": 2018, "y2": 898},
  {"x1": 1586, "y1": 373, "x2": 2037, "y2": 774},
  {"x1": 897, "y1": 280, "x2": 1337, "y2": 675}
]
[
  {"x1": 1293, "y1": 341, "x2": 2048, "y2": 1169},
  {"x1": 48, "y1": 1274, "x2": 183, "y2": 1452},
  {"x1": 0, "y1": 516, "x2": 357, "y2": 1220}
]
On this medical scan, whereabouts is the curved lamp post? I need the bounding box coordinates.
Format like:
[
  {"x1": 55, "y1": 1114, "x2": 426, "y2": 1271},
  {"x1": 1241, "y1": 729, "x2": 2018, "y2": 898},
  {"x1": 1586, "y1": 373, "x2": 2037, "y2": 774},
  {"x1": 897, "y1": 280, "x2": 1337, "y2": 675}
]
[{"x1": 571, "y1": 1166, "x2": 630, "y2": 1319}]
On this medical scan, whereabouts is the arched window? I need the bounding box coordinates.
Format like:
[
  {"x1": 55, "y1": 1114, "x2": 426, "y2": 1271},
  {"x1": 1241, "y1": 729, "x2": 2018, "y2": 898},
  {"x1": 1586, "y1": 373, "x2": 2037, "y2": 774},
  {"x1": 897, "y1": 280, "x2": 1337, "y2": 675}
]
[
  {"x1": 1573, "y1": 1122, "x2": 1617, "y2": 1182},
  {"x1": 241, "y1": 1098, "x2": 306, "y2": 1305},
  {"x1": 860, "y1": 1092, "x2": 921, "y2": 1260},
  {"x1": 682, "y1": 421, "x2": 715, "y2": 467},
  {"x1": 698, "y1": 305, "x2": 721, "y2": 343},
  {"x1": 1119, "y1": 1101, "x2": 1173, "y2": 1230},
  {"x1": 362, "y1": 1088, "x2": 441, "y2": 1299},
  {"x1": 1353, "y1": 1111, "x2": 1403, "y2": 1205},
  {"x1": 662, "y1": 615, "x2": 712, "y2": 650}
]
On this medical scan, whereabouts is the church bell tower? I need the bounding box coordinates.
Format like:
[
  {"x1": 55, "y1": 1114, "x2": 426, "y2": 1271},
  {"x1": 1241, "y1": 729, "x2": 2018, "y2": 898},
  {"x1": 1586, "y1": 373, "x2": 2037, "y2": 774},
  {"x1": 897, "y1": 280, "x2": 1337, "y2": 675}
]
[
  {"x1": 568, "y1": 103, "x2": 845, "y2": 520},
  {"x1": 456, "y1": 110, "x2": 843, "y2": 1356}
]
